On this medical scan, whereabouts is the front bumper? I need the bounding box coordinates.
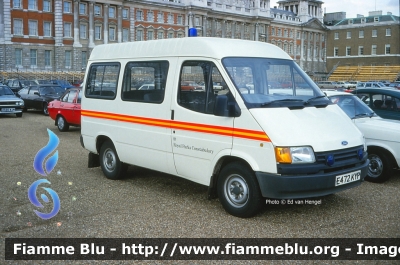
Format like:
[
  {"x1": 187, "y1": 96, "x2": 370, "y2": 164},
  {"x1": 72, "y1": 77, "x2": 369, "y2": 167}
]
[{"x1": 255, "y1": 158, "x2": 369, "y2": 199}]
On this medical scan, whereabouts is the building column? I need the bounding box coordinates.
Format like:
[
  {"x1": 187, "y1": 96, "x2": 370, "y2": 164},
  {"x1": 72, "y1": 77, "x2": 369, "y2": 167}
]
[
  {"x1": 222, "y1": 20, "x2": 226, "y2": 38},
  {"x1": 211, "y1": 19, "x2": 216, "y2": 37},
  {"x1": 241, "y1": 23, "x2": 245, "y2": 39},
  {"x1": 313, "y1": 32, "x2": 317, "y2": 61},
  {"x1": 255, "y1": 23, "x2": 259, "y2": 41},
  {"x1": 117, "y1": 5, "x2": 122, "y2": 42},
  {"x1": 319, "y1": 34, "x2": 323, "y2": 61},
  {"x1": 306, "y1": 32, "x2": 310, "y2": 61},
  {"x1": 300, "y1": 30, "x2": 304, "y2": 68},
  {"x1": 103, "y1": 4, "x2": 109, "y2": 44},
  {"x1": 88, "y1": 1, "x2": 95, "y2": 48},
  {"x1": 73, "y1": 0, "x2": 82, "y2": 47},
  {"x1": 232, "y1": 21, "x2": 235, "y2": 38},
  {"x1": 202, "y1": 15, "x2": 207, "y2": 37}
]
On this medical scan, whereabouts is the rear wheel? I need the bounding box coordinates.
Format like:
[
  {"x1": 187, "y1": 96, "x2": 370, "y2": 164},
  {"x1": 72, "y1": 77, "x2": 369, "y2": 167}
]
[
  {"x1": 366, "y1": 149, "x2": 393, "y2": 183},
  {"x1": 43, "y1": 103, "x2": 49, "y2": 115},
  {"x1": 99, "y1": 140, "x2": 127, "y2": 180},
  {"x1": 57, "y1": 115, "x2": 69, "y2": 132},
  {"x1": 217, "y1": 162, "x2": 263, "y2": 218}
]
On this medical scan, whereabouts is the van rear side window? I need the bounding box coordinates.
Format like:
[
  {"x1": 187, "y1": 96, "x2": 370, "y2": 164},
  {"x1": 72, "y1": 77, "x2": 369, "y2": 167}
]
[
  {"x1": 121, "y1": 61, "x2": 169, "y2": 104},
  {"x1": 85, "y1": 63, "x2": 120, "y2": 99}
]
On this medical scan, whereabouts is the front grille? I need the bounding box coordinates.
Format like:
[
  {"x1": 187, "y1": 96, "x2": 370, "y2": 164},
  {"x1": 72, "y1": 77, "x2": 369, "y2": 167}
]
[{"x1": 0, "y1": 101, "x2": 18, "y2": 106}]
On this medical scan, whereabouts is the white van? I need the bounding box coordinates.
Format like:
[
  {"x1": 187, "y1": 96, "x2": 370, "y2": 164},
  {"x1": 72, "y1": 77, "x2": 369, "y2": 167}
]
[{"x1": 80, "y1": 37, "x2": 368, "y2": 217}]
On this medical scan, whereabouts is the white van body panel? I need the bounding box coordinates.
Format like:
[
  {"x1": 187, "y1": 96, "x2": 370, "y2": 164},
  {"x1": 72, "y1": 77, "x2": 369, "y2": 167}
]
[{"x1": 249, "y1": 105, "x2": 364, "y2": 152}]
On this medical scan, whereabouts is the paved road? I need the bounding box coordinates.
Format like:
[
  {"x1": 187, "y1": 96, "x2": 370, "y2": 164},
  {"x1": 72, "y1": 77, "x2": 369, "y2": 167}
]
[{"x1": 1, "y1": 112, "x2": 399, "y2": 264}]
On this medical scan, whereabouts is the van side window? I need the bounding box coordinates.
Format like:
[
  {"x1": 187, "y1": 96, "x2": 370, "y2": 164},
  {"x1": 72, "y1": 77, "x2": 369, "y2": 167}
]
[
  {"x1": 178, "y1": 61, "x2": 228, "y2": 114},
  {"x1": 121, "y1": 61, "x2": 169, "y2": 104},
  {"x1": 85, "y1": 63, "x2": 120, "y2": 99}
]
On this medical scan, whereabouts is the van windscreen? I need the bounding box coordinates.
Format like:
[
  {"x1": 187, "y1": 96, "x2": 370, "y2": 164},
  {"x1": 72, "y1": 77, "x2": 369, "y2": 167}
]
[{"x1": 222, "y1": 57, "x2": 330, "y2": 109}]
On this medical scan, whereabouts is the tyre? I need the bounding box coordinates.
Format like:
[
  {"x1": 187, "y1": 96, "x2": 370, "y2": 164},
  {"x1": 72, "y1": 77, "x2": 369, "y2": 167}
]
[
  {"x1": 99, "y1": 140, "x2": 127, "y2": 180},
  {"x1": 365, "y1": 149, "x2": 393, "y2": 183},
  {"x1": 16, "y1": 112, "x2": 22, "y2": 117},
  {"x1": 57, "y1": 115, "x2": 69, "y2": 132},
  {"x1": 217, "y1": 162, "x2": 263, "y2": 218},
  {"x1": 43, "y1": 103, "x2": 49, "y2": 115}
]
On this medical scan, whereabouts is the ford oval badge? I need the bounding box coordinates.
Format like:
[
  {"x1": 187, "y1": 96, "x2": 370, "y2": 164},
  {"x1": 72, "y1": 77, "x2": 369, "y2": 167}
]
[{"x1": 341, "y1": 141, "x2": 348, "y2": 146}]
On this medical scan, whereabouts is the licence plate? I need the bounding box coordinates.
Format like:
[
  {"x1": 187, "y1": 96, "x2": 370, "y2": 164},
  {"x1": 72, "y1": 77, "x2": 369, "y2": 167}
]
[
  {"x1": 335, "y1": 170, "x2": 361, "y2": 186},
  {"x1": 1, "y1": 108, "x2": 15, "y2": 112}
]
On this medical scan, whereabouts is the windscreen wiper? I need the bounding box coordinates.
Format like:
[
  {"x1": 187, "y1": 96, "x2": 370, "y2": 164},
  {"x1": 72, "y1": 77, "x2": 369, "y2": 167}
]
[
  {"x1": 304, "y1": 95, "x2": 327, "y2": 105},
  {"x1": 261, "y1": 99, "x2": 304, "y2": 107}
]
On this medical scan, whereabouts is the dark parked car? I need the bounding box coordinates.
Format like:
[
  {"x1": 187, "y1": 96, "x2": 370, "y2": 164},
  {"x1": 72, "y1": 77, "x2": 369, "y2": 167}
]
[
  {"x1": 48, "y1": 87, "x2": 82, "y2": 131},
  {"x1": 0, "y1": 85, "x2": 24, "y2": 117},
  {"x1": 18, "y1": 85, "x2": 64, "y2": 115},
  {"x1": 5, "y1": 79, "x2": 25, "y2": 94},
  {"x1": 50, "y1": 80, "x2": 74, "y2": 90},
  {"x1": 351, "y1": 88, "x2": 400, "y2": 121}
]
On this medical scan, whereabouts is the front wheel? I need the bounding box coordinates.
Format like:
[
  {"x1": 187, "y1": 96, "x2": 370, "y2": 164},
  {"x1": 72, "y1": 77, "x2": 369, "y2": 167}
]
[
  {"x1": 16, "y1": 112, "x2": 22, "y2": 117},
  {"x1": 365, "y1": 149, "x2": 393, "y2": 183},
  {"x1": 57, "y1": 115, "x2": 69, "y2": 132},
  {"x1": 217, "y1": 162, "x2": 263, "y2": 218},
  {"x1": 99, "y1": 140, "x2": 127, "y2": 180}
]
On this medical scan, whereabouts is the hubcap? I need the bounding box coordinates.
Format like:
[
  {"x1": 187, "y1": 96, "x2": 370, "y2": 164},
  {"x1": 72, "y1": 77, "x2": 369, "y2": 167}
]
[
  {"x1": 103, "y1": 148, "x2": 116, "y2": 172},
  {"x1": 224, "y1": 174, "x2": 249, "y2": 208},
  {"x1": 368, "y1": 154, "x2": 383, "y2": 178},
  {"x1": 58, "y1": 117, "x2": 64, "y2": 129}
]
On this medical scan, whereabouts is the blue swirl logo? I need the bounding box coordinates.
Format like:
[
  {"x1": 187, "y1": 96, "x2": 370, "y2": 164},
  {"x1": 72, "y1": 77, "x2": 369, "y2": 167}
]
[
  {"x1": 33, "y1": 129, "x2": 59, "y2": 176},
  {"x1": 28, "y1": 179, "x2": 60, "y2": 220}
]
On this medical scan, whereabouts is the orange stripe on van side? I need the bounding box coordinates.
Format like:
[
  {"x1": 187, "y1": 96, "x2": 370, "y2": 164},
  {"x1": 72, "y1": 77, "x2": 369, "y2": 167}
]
[{"x1": 81, "y1": 110, "x2": 270, "y2": 142}]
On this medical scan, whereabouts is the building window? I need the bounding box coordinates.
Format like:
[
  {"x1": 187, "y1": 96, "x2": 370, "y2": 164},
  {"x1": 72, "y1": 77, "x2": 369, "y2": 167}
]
[
  {"x1": 386, "y1": 28, "x2": 391, "y2": 36},
  {"x1": 95, "y1": 25, "x2": 101, "y2": 40},
  {"x1": 13, "y1": 0, "x2": 22, "y2": 8},
  {"x1": 15, "y1": 49, "x2": 22, "y2": 66},
  {"x1": 64, "y1": 22, "x2": 72, "y2": 37},
  {"x1": 346, "y1": 31, "x2": 351, "y2": 39},
  {"x1": 13, "y1": 19, "x2": 23, "y2": 35},
  {"x1": 148, "y1": 11, "x2": 154, "y2": 22},
  {"x1": 334, "y1": 32, "x2": 339, "y2": 39},
  {"x1": 122, "y1": 8, "x2": 129, "y2": 19},
  {"x1": 334, "y1": 47, "x2": 338, "y2": 57},
  {"x1": 374, "y1": 17, "x2": 379, "y2": 22},
  {"x1": 271, "y1": 28, "x2": 275, "y2": 36},
  {"x1": 43, "y1": 0, "x2": 51, "y2": 12},
  {"x1": 94, "y1": 5, "x2": 101, "y2": 16},
  {"x1": 158, "y1": 31, "x2": 163, "y2": 39},
  {"x1": 177, "y1": 33, "x2": 184, "y2": 38},
  {"x1": 64, "y1": 1, "x2": 72, "y2": 13},
  {"x1": 79, "y1": 3, "x2": 87, "y2": 15},
  {"x1": 28, "y1": 0, "x2": 37, "y2": 10},
  {"x1": 122, "y1": 28, "x2": 129, "y2": 42},
  {"x1": 148, "y1": 31, "x2": 153, "y2": 40},
  {"x1": 81, "y1": 51, "x2": 87, "y2": 69},
  {"x1": 80, "y1": 24, "x2": 87, "y2": 39},
  {"x1": 109, "y1": 6, "x2": 116, "y2": 18},
  {"x1": 168, "y1": 32, "x2": 173, "y2": 38},
  {"x1": 43, "y1": 21, "x2": 51, "y2": 37},
  {"x1": 371, "y1": 45, "x2": 377, "y2": 55},
  {"x1": 158, "y1": 12, "x2": 164, "y2": 23},
  {"x1": 277, "y1": 28, "x2": 281, "y2": 36},
  {"x1": 30, "y1": 49, "x2": 37, "y2": 67},
  {"x1": 136, "y1": 29, "x2": 143, "y2": 41},
  {"x1": 359, "y1": 30, "x2": 364, "y2": 38},
  {"x1": 195, "y1": 17, "x2": 200, "y2": 26},
  {"x1": 168, "y1": 14, "x2": 174, "y2": 24},
  {"x1": 45, "y1": 50, "x2": 51, "y2": 67},
  {"x1": 65, "y1": 50, "x2": 71, "y2": 68},
  {"x1": 28, "y1": 20, "x2": 38, "y2": 36},
  {"x1": 372, "y1": 29, "x2": 377, "y2": 37},
  {"x1": 109, "y1": 26, "x2": 116, "y2": 41},
  {"x1": 177, "y1": 15, "x2": 183, "y2": 25},
  {"x1": 358, "y1": 46, "x2": 364, "y2": 55},
  {"x1": 346, "y1": 47, "x2": 351, "y2": 56},
  {"x1": 136, "y1": 10, "x2": 143, "y2": 21},
  {"x1": 385, "y1": 44, "x2": 390, "y2": 54}
]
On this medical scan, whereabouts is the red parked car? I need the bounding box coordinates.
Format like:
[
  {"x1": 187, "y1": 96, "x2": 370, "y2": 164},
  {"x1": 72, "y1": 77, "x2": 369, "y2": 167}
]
[{"x1": 48, "y1": 87, "x2": 82, "y2": 131}]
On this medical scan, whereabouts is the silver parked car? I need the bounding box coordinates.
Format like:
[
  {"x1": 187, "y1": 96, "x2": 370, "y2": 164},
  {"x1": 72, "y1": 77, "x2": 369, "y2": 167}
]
[{"x1": 0, "y1": 85, "x2": 24, "y2": 117}]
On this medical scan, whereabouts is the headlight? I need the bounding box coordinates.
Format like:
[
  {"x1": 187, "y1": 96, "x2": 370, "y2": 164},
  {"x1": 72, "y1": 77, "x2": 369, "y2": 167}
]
[
  {"x1": 275, "y1": 146, "x2": 316, "y2": 164},
  {"x1": 16, "y1": 101, "x2": 24, "y2": 106}
]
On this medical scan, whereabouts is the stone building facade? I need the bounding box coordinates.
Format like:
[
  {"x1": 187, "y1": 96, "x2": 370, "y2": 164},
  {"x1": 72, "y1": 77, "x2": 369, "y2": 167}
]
[{"x1": 0, "y1": 0, "x2": 328, "y2": 75}]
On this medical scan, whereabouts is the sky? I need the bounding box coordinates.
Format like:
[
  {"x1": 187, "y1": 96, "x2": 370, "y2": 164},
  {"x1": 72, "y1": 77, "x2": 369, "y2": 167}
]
[{"x1": 272, "y1": 0, "x2": 399, "y2": 18}]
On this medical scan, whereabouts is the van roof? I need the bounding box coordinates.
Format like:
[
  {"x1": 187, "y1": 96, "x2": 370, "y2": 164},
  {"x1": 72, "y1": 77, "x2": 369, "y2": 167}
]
[{"x1": 89, "y1": 37, "x2": 292, "y2": 61}]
